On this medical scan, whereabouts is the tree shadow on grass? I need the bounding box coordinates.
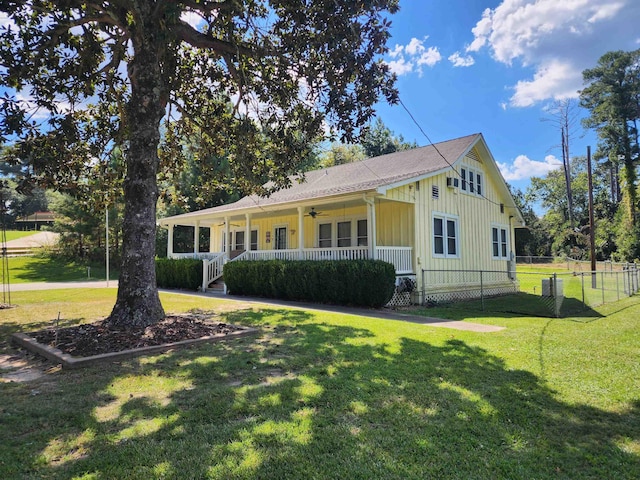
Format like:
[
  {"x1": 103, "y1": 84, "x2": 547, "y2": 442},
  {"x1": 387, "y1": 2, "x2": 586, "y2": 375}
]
[
  {"x1": 1, "y1": 308, "x2": 638, "y2": 479},
  {"x1": 418, "y1": 292, "x2": 605, "y2": 321}
]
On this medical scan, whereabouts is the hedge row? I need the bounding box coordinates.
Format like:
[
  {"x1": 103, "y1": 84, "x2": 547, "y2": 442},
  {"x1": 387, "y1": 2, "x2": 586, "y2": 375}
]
[
  {"x1": 155, "y1": 258, "x2": 202, "y2": 290},
  {"x1": 224, "y1": 259, "x2": 395, "y2": 308}
]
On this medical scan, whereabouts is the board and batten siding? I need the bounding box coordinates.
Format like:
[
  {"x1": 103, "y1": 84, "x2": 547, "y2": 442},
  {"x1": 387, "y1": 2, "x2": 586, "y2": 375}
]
[{"x1": 391, "y1": 148, "x2": 515, "y2": 275}]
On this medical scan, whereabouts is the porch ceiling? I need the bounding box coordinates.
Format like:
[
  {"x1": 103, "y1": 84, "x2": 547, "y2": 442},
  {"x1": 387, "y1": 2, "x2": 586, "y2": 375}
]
[{"x1": 159, "y1": 193, "x2": 380, "y2": 228}]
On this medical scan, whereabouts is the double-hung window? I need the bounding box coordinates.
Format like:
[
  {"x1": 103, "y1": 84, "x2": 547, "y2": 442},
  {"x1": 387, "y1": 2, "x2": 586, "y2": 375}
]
[
  {"x1": 316, "y1": 218, "x2": 367, "y2": 247},
  {"x1": 460, "y1": 165, "x2": 483, "y2": 196},
  {"x1": 492, "y1": 226, "x2": 509, "y2": 259},
  {"x1": 433, "y1": 214, "x2": 459, "y2": 258}
]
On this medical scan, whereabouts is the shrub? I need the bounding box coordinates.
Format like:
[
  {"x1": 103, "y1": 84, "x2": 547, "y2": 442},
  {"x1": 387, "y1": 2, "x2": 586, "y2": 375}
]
[
  {"x1": 155, "y1": 258, "x2": 202, "y2": 290},
  {"x1": 224, "y1": 259, "x2": 395, "y2": 308}
]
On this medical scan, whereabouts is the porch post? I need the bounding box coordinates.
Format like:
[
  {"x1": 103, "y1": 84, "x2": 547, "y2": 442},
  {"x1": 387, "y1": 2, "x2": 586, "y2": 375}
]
[
  {"x1": 298, "y1": 206, "x2": 304, "y2": 259},
  {"x1": 167, "y1": 224, "x2": 174, "y2": 258},
  {"x1": 365, "y1": 198, "x2": 377, "y2": 259},
  {"x1": 245, "y1": 213, "x2": 251, "y2": 252},
  {"x1": 224, "y1": 216, "x2": 230, "y2": 259},
  {"x1": 194, "y1": 221, "x2": 200, "y2": 255}
]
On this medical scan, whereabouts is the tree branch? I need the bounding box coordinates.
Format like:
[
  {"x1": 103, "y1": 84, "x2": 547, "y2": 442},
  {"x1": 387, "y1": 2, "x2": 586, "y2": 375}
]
[{"x1": 171, "y1": 21, "x2": 265, "y2": 58}]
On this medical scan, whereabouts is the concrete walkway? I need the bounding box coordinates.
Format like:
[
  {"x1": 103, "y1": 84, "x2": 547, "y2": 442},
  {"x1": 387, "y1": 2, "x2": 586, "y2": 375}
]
[{"x1": 6, "y1": 281, "x2": 504, "y2": 333}]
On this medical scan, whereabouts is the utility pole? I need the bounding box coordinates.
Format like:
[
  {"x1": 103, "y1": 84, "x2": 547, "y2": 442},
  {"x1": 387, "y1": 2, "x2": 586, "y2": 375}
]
[{"x1": 587, "y1": 146, "x2": 596, "y2": 287}]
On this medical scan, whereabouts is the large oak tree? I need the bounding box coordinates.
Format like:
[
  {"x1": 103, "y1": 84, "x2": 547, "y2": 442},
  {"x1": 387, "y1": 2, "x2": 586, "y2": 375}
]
[{"x1": 0, "y1": 0, "x2": 399, "y2": 328}]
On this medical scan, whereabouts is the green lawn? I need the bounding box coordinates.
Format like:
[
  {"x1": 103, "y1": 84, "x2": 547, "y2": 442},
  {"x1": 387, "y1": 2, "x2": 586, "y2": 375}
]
[
  {"x1": 3, "y1": 230, "x2": 41, "y2": 241},
  {"x1": 1, "y1": 289, "x2": 638, "y2": 479},
  {"x1": 5, "y1": 256, "x2": 115, "y2": 283}
]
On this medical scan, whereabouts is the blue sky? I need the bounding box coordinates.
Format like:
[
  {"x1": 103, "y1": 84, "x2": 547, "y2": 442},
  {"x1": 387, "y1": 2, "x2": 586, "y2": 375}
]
[{"x1": 373, "y1": 0, "x2": 640, "y2": 194}]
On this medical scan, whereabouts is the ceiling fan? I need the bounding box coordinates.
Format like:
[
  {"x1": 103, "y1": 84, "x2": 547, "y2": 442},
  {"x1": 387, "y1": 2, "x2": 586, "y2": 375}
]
[{"x1": 306, "y1": 207, "x2": 325, "y2": 218}]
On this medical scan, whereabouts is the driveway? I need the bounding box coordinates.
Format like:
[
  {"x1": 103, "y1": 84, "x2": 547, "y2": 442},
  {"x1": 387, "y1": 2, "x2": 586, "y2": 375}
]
[{"x1": 4, "y1": 231, "x2": 59, "y2": 248}]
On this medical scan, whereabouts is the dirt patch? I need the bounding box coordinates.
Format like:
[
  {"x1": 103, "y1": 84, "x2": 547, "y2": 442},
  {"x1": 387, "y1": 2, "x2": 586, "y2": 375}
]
[
  {"x1": 30, "y1": 315, "x2": 247, "y2": 358},
  {"x1": 0, "y1": 352, "x2": 52, "y2": 383}
]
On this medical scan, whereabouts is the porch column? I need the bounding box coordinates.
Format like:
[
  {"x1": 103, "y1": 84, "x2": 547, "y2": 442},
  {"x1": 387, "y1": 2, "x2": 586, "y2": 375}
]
[
  {"x1": 298, "y1": 206, "x2": 304, "y2": 259},
  {"x1": 194, "y1": 221, "x2": 200, "y2": 255},
  {"x1": 245, "y1": 213, "x2": 251, "y2": 252},
  {"x1": 365, "y1": 198, "x2": 377, "y2": 260},
  {"x1": 224, "y1": 216, "x2": 230, "y2": 259},
  {"x1": 167, "y1": 224, "x2": 174, "y2": 258}
]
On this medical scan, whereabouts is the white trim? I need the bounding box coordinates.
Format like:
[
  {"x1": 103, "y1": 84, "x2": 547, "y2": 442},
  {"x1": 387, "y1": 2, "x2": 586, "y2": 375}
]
[
  {"x1": 376, "y1": 165, "x2": 453, "y2": 195},
  {"x1": 460, "y1": 163, "x2": 484, "y2": 197},
  {"x1": 273, "y1": 224, "x2": 289, "y2": 250},
  {"x1": 314, "y1": 215, "x2": 368, "y2": 248},
  {"x1": 432, "y1": 212, "x2": 460, "y2": 259},
  {"x1": 491, "y1": 224, "x2": 509, "y2": 260}
]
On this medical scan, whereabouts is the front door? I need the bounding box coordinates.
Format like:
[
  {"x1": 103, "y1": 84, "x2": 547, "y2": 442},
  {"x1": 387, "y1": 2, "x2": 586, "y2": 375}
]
[{"x1": 274, "y1": 226, "x2": 287, "y2": 250}]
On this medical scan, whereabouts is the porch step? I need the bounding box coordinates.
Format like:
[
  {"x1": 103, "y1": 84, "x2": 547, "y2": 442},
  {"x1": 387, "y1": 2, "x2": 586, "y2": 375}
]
[{"x1": 206, "y1": 281, "x2": 225, "y2": 293}]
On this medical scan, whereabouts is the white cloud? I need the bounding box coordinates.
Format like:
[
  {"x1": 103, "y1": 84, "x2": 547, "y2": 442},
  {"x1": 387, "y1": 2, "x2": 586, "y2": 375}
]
[
  {"x1": 510, "y1": 59, "x2": 580, "y2": 107},
  {"x1": 467, "y1": 0, "x2": 640, "y2": 107},
  {"x1": 417, "y1": 47, "x2": 442, "y2": 67},
  {"x1": 405, "y1": 37, "x2": 426, "y2": 56},
  {"x1": 386, "y1": 57, "x2": 414, "y2": 76},
  {"x1": 384, "y1": 37, "x2": 442, "y2": 76},
  {"x1": 448, "y1": 52, "x2": 475, "y2": 67},
  {"x1": 389, "y1": 44, "x2": 404, "y2": 58},
  {"x1": 498, "y1": 154, "x2": 562, "y2": 181}
]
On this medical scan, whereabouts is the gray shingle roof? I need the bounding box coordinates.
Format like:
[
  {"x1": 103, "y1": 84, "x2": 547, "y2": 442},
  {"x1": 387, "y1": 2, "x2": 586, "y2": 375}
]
[{"x1": 163, "y1": 133, "x2": 480, "y2": 221}]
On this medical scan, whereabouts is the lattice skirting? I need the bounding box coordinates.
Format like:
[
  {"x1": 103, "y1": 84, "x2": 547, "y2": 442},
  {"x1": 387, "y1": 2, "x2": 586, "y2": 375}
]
[
  {"x1": 386, "y1": 291, "x2": 412, "y2": 308},
  {"x1": 424, "y1": 284, "x2": 518, "y2": 304}
]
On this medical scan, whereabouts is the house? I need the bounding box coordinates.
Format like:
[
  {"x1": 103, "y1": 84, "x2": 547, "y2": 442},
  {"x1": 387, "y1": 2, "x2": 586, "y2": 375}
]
[{"x1": 158, "y1": 133, "x2": 525, "y2": 304}]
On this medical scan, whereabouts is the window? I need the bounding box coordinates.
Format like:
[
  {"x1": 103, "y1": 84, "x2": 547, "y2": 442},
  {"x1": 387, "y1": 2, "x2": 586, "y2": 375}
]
[
  {"x1": 337, "y1": 221, "x2": 351, "y2": 247},
  {"x1": 234, "y1": 231, "x2": 245, "y2": 251},
  {"x1": 433, "y1": 214, "x2": 458, "y2": 258},
  {"x1": 250, "y1": 230, "x2": 258, "y2": 250},
  {"x1": 460, "y1": 165, "x2": 483, "y2": 196},
  {"x1": 492, "y1": 226, "x2": 509, "y2": 259},
  {"x1": 357, "y1": 219, "x2": 368, "y2": 246},
  {"x1": 316, "y1": 218, "x2": 367, "y2": 248},
  {"x1": 318, "y1": 223, "x2": 332, "y2": 248}
]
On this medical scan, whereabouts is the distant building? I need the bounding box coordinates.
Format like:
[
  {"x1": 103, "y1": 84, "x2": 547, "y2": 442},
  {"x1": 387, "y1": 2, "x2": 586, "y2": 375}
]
[{"x1": 14, "y1": 211, "x2": 55, "y2": 231}]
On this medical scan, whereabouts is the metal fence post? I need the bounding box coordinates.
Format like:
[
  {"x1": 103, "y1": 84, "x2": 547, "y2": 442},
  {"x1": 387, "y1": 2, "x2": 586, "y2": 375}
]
[
  {"x1": 581, "y1": 272, "x2": 585, "y2": 308},
  {"x1": 480, "y1": 270, "x2": 485, "y2": 312},
  {"x1": 553, "y1": 273, "x2": 560, "y2": 317},
  {"x1": 616, "y1": 270, "x2": 620, "y2": 301},
  {"x1": 601, "y1": 271, "x2": 605, "y2": 305}
]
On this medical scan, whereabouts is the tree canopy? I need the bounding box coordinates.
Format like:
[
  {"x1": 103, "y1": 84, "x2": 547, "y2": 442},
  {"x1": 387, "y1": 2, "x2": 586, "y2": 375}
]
[{"x1": 0, "y1": 0, "x2": 400, "y2": 328}]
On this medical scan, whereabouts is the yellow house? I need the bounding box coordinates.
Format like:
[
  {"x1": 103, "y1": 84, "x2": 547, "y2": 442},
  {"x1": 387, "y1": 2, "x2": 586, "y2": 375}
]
[{"x1": 158, "y1": 133, "x2": 525, "y2": 303}]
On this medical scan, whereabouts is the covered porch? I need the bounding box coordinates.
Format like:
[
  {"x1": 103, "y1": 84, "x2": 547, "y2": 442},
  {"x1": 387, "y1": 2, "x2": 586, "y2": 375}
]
[{"x1": 159, "y1": 193, "x2": 415, "y2": 291}]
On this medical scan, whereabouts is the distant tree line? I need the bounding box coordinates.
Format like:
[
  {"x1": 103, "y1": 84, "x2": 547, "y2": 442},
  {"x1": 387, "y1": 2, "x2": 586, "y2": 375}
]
[{"x1": 516, "y1": 49, "x2": 640, "y2": 261}]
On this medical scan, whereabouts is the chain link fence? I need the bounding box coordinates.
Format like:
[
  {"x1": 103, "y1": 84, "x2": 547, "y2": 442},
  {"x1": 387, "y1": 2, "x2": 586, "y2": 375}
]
[{"x1": 421, "y1": 264, "x2": 639, "y2": 317}]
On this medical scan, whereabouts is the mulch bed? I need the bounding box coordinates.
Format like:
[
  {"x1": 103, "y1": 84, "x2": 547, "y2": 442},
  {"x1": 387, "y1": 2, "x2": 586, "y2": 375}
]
[{"x1": 32, "y1": 315, "x2": 245, "y2": 358}]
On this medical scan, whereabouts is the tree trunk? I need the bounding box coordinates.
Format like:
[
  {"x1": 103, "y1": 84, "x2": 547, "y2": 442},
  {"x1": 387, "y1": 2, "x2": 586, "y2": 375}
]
[{"x1": 106, "y1": 27, "x2": 166, "y2": 329}]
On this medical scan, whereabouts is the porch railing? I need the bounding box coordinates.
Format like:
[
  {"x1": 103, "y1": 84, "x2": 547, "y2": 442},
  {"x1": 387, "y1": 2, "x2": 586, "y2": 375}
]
[
  {"x1": 241, "y1": 246, "x2": 370, "y2": 262},
  {"x1": 377, "y1": 246, "x2": 413, "y2": 274},
  {"x1": 192, "y1": 246, "x2": 413, "y2": 290},
  {"x1": 201, "y1": 252, "x2": 226, "y2": 290},
  {"x1": 170, "y1": 252, "x2": 223, "y2": 260}
]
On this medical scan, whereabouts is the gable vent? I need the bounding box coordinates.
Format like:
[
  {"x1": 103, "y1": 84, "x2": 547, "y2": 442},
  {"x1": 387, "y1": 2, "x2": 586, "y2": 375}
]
[
  {"x1": 465, "y1": 148, "x2": 480, "y2": 163},
  {"x1": 432, "y1": 185, "x2": 439, "y2": 199}
]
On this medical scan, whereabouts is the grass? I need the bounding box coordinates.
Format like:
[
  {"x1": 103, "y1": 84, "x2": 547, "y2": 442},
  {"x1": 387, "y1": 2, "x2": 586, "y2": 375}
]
[
  {"x1": 1, "y1": 288, "x2": 639, "y2": 479},
  {"x1": 5, "y1": 256, "x2": 115, "y2": 283}
]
